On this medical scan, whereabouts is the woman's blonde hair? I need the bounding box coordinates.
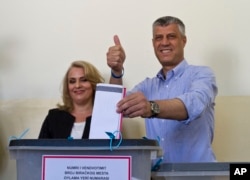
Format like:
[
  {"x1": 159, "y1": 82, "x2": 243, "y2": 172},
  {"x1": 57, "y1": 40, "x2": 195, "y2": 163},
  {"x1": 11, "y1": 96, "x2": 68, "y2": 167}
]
[{"x1": 57, "y1": 60, "x2": 105, "y2": 112}]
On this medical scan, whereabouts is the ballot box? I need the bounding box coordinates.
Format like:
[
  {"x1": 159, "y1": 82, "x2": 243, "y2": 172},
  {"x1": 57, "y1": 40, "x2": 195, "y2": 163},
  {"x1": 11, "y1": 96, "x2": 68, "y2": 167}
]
[
  {"x1": 151, "y1": 162, "x2": 230, "y2": 180},
  {"x1": 8, "y1": 139, "x2": 162, "y2": 180}
]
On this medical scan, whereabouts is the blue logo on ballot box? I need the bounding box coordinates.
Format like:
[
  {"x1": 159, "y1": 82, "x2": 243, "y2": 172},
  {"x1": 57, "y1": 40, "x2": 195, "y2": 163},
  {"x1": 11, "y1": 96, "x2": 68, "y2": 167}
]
[{"x1": 230, "y1": 163, "x2": 250, "y2": 180}]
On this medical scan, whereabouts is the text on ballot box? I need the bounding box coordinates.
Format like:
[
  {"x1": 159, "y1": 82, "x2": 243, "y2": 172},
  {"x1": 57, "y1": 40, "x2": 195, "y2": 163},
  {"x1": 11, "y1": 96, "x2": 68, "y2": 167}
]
[
  {"x1": 42, "y1": 155, "x2": 131, "y2": 180},
  {"x1": 230, "y1": 163, "x2": 250, "y2": 180}
]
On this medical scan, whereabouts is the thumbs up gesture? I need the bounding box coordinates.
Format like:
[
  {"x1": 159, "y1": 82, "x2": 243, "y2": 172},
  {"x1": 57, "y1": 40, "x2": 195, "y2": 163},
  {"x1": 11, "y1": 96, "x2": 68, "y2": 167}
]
[{"x1": 106, "y1": 35, "x2": 126, "y2": 74}]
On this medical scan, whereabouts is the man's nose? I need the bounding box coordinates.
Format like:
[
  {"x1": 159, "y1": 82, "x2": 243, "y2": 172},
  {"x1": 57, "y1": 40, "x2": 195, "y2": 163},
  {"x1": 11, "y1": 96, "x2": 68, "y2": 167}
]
[{"x1": 162, "y1": 37, "x2": 169, "y2": 45}]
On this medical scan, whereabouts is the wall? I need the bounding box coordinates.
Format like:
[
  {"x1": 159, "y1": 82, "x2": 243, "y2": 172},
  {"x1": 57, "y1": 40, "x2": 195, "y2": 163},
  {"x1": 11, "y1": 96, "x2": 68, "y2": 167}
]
[
  {"x1": 1, "y1": 0, "x2": 250, "y2": 98},
  {"x1": 1, "y1": 0, "x2": 250, "y2": 179},
  {"x1": 212, "y1": 96, "x2": 250, "y2": 162}
]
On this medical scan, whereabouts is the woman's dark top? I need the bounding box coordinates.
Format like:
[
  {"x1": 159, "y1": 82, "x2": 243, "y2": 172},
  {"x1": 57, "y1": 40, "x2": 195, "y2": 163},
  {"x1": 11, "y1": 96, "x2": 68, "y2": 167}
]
[{"x1": 38, "y1": 108, "x2": 91, "y2": 139}]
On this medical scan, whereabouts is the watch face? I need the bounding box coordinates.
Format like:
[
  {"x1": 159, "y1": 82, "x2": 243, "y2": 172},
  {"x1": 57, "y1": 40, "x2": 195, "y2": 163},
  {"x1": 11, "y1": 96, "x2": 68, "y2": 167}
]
[
  {"x1": 153, "y1": 103, "x2": 160, "y2": 113},
  {"x1": 150, "y1": 101, "x2": 160, "y2": 115}
]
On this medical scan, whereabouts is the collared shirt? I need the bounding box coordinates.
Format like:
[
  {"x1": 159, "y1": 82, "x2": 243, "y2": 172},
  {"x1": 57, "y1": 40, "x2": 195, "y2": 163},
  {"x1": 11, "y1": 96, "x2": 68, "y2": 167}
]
[{"x1": 129, "y1": 60, "x2": 218, "y2": 162}]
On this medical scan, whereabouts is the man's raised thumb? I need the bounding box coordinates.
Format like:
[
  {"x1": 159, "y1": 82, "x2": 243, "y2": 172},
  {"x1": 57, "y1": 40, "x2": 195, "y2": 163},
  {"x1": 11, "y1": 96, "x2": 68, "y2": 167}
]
[{"x1": 114, "y1": 35, "x2": 121, "y2": 45}]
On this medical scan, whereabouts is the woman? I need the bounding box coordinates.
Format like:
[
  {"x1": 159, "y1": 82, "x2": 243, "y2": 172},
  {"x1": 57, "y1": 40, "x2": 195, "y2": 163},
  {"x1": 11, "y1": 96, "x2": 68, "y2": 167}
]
[{"x1": 38, "y1": 60, "x2": 104, "y2": 139}]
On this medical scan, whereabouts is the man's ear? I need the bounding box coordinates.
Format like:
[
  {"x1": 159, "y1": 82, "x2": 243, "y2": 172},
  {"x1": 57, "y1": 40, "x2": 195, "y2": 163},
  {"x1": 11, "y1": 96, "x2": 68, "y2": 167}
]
[{"x1": 183, "y1": 36, "x2": 187, "y2": 47}]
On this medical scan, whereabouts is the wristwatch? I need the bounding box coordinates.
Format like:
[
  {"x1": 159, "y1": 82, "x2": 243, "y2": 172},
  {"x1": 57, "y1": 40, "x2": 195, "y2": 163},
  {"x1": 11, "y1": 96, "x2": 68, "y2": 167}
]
[{"x1": 149, "y1": 101, "x2": 160, "y2": 117}]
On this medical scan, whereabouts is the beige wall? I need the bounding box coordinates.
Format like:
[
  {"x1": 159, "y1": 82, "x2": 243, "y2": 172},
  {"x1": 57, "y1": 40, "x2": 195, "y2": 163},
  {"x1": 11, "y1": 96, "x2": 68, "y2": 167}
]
[
  {"x1": 1, "y1": 0, "x2": 250, "y2": 100},
  {"x1": 1, "y1": 96, "x2": 250, "y2": 179},
  {"x1": 212, "y1": 96, "x2": 250, "y2": 162}
]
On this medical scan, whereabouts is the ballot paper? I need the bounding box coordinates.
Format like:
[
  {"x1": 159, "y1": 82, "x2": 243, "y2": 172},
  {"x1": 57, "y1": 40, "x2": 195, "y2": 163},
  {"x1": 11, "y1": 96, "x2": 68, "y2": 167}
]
[{"x1": 89, "y1": 83, "x2": 126, "y2": 139}]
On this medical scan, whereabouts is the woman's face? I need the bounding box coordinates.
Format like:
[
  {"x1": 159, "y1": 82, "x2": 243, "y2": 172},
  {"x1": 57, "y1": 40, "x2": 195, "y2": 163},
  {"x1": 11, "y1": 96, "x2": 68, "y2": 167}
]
[{"x1": 67, "y1": 66, "x2": 93, "y2": 105}]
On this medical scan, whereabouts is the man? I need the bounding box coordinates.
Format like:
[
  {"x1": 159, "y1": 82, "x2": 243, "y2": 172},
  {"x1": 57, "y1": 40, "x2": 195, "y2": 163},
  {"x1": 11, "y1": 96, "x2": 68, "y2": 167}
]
[{"x1": 106, "y1": 16, "x2": 218, "y2": 162}]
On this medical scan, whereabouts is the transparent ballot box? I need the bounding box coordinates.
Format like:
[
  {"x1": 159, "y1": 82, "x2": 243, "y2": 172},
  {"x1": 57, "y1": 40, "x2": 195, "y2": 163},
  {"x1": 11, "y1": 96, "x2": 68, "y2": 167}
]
[
  {"x1": 151, "y1": 162, "x2": 230, "y2": 180},
  {"x1": 9, "y1": 139, "x2": 162, "y2": 180}
]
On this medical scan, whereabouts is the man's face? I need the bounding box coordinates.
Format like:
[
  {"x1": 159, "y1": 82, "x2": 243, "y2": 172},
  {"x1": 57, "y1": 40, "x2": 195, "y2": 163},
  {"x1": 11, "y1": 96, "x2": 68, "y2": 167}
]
[{"x1": 152, "y1": 24, "x2": 186, "y2": 68}]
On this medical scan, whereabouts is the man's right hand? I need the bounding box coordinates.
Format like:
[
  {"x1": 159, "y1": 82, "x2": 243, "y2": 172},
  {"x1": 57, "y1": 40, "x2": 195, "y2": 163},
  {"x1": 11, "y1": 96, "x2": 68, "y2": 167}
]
[{"x1": 106, "y1": 35, "x2": 126, "y2": 75}]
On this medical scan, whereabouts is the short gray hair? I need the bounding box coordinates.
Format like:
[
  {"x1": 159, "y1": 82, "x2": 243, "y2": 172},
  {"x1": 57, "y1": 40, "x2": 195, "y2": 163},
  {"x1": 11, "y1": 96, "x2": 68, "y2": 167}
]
[{"x1": 152, "y1": 16, "x2": 186, "y2": 36}]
